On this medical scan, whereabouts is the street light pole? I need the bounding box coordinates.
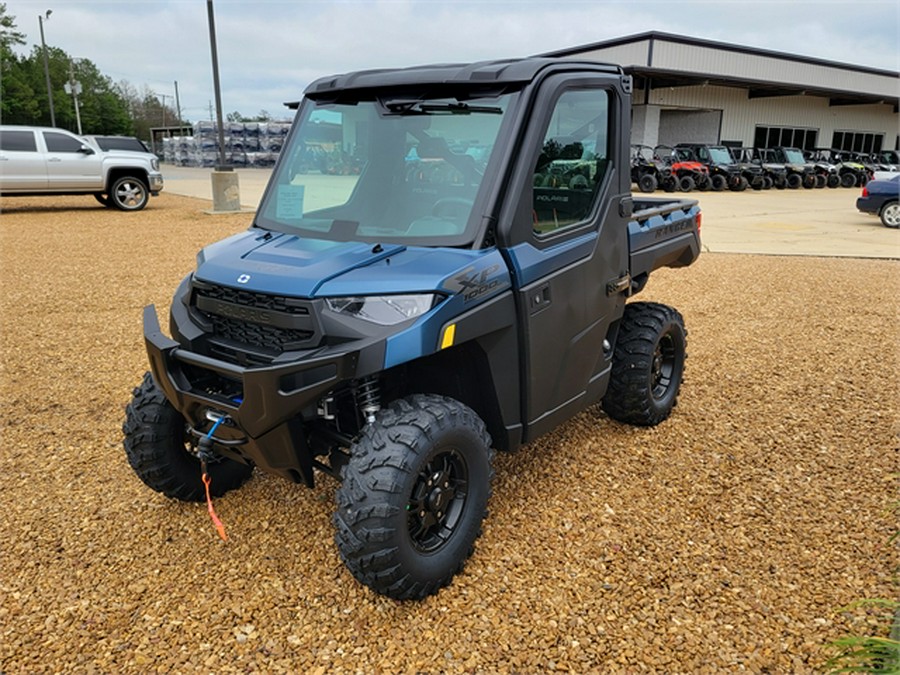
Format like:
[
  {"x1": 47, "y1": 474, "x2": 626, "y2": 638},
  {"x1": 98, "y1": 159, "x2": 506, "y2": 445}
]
[{"x1": 38, "y1": 9, "x2": 55, "y2": 127}]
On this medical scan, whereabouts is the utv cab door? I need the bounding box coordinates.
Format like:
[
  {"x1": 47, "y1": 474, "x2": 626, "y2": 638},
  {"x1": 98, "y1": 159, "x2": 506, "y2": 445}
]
[{"x1": 501, "y1": 76, "x2": 631, "y2": 442}]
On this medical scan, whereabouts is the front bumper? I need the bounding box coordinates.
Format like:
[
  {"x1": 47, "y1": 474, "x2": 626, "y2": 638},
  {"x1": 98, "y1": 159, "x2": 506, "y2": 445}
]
[
  {"x1": 143, "y1": 304, "x2": 372, "y2": 485},
  {"x1": 149, "y1": 173, "x2": 164, "y2": 195}
]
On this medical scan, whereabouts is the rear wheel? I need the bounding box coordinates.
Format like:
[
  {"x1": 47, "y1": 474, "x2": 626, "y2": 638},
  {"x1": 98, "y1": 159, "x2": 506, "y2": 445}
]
[
  {"x1": 678, "y1": 175, "x2": 695, "y2": 192},
  {"x1": 826, "y1": 174, "x2": 840, "y2": 188},
  {"x1": 123, "y1": 372, "x2": 254, "y2": 501},
  {"x1": 334, "y1": 394, "x2": 493, "y2": 600},
  {"x1": 730, "y1": 176, "x2": 748, "y2": 192},
  {"x1": 880, "y1": 202, "x2": 900, "y2": 228},
  {"x1": 602, "y1": 302, "x2": 687, "y2": 427},
  {"x1": 762, "y1": 176, "x2": 774, "y2": 190},
  {"x1": 814, "y1": 174, "x2": 826, "y2": 189},
  {"x1": 637, "y1": 173, "x2": 658, "y2": 193},
  {"x1": 840, "y1": 172, "x2": 856, "y2": 188},
  {"x1": 110, "y1": 176, "x2": 149, "y2": 211}
]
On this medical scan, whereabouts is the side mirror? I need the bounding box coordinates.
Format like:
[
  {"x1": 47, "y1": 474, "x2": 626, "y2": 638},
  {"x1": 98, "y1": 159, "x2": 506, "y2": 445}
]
[{"x1": 79, "y1": 145, "x2": 95, "y2": 155}]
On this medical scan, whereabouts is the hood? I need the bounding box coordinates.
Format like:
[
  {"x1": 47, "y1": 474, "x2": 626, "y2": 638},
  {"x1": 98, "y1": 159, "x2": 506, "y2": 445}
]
[{"x1": 193, "y1": 230, "x2": 506, "y2": 298}]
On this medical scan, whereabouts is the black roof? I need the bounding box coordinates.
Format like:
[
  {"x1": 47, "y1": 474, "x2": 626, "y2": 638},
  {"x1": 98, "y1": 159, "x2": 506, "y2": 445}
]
[{"x1": 296, "y1": 57, "x2": 622, "y2": 103}]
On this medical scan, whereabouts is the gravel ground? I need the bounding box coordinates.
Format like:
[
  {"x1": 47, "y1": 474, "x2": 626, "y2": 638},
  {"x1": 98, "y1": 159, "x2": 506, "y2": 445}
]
[{"x1": 1, "y1": 193, "x2": 898, "y2": 673}]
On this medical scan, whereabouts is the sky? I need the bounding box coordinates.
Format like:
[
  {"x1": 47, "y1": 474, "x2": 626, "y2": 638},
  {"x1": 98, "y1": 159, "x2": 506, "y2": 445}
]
[{"x1": 5, "y1": 0, "x2": 899, "y2": 124}]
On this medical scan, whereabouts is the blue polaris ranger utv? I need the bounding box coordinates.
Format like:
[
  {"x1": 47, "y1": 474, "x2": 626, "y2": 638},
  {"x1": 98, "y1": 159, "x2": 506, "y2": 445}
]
[{"x1": 124, "y1": 57, "x2": 701, "y2": 599}]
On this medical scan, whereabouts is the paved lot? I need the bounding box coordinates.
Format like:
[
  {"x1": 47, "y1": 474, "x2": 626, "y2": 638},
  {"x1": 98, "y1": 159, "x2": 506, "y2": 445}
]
[{"x1": 161, "y1": 164, "x2": 900, "y2": 259}]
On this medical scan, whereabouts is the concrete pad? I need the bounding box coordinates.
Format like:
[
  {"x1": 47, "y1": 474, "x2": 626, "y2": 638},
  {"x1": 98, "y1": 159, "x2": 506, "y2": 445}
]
[{"x1": 160, "y1": 164, "x2": 900, "y2": 259}]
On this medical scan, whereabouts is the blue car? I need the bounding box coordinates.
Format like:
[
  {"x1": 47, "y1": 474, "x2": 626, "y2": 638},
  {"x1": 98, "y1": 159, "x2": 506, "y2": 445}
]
[{"x1": 856, "y1": 173, "x2": 900, "y2": 227}]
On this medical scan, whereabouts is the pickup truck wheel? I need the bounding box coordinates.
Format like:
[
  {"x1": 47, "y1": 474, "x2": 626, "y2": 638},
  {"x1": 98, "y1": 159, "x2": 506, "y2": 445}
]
[
  {"x1": 710, "y1": 174, "x2": 727, "y2": 191},
  {"x1": 110, "y1": 176, "x2": 149, "y2": 211},
  {"x1": 880, "y1": 202, "x2": 900, "y2": 228},
  {"x1": 122, "y1": 372, "x2": 253, "y2": 501},
  {"x1": 334, "y1": 394, "x2": 493, "y2": 600},
  {"x1": 602, "y1": 302, "x2": 686, "y2": 427}
]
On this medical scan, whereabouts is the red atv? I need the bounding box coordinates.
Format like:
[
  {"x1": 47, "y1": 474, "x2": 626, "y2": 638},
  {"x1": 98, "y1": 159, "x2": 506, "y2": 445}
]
[{"x1": 654, "y1": 144, "x2": 711, "y2": 192}]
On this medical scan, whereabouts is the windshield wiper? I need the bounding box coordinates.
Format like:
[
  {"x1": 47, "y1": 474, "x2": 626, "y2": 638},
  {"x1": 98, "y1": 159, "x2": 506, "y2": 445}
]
[{"x1": 384, "y1": 100, "x2": 502, "y2": 115}]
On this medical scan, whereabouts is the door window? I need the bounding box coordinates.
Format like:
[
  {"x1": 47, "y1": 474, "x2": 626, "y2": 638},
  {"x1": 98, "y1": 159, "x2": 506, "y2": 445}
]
[
  {"x1": 43, "y1": 132, "x2": 86, "y2": 153},
  {"x1": 532, "y1": 89, "x2": 610, "y2": 235},
  {"x1": 0, "y1": 130, "x2": 38, "y2": 152}
]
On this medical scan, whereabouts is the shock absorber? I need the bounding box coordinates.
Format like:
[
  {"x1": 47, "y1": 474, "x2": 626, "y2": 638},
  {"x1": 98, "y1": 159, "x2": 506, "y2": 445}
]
[{"x1": 356, "y1": 377, "x2": 381, "y2": 425}]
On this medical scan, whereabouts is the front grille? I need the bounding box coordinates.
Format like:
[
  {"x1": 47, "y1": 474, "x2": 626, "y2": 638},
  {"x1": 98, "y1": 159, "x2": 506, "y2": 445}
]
[{"x1": 191, "y1": 280, "x2": 320, "y2": 355}]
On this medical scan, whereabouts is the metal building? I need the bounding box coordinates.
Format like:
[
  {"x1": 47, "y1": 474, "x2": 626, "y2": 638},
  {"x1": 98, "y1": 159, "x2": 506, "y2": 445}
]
[{"x1": 544, "y1": 31, "x2": 899, "y2": 153}]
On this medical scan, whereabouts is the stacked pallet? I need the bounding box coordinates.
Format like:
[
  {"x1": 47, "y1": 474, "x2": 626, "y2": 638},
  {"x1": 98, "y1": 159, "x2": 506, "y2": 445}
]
[{"x1": 162, "y1": 121, "x2": 291, "y2": 167}]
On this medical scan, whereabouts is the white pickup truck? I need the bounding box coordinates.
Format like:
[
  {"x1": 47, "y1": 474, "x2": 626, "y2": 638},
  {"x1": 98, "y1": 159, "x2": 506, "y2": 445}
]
[{"x1": 0, "y1": 125, "x2": 164, "y2": 211}]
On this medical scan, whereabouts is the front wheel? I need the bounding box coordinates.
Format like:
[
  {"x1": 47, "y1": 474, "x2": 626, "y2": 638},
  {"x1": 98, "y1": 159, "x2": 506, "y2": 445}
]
[
  {"x1": 123, "y1": 372, "x2": 254, "y2": 501},
  {"x1": 880, "y1": 202, "x2": 900, "y2": 228},
  {"x1": 602, "y1": 302, "x2": 687, "y2": 427},
  {"x1": 110, "y1": 176, "x2": 149, "y2": 211},
  {"x1": 678, "y1": 175, "x2": 695, "y2": 192},
  {"x1": 637, "y1": 173, "x2": 658, "y2": 193},
  {"x1": 334, "y1": 395, "x2": 493, "y2": 600}
]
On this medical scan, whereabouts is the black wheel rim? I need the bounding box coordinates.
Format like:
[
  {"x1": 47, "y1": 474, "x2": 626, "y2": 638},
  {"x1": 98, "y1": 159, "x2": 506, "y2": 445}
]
[
  {"x1": 407, "y1": 449, "x2": 469, "y2": 553},
  {"x1": 651, "y1": 331, "x2": 677, "y2": 400}
]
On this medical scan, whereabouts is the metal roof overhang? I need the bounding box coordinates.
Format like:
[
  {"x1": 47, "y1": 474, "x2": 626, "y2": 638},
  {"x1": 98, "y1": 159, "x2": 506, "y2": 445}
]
[{"x1": 629, "y1": 66, "x2": 899, "y2": 112}]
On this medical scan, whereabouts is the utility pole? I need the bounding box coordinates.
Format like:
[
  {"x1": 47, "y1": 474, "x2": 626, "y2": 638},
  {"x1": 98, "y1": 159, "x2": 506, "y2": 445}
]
[
  {"x1": 64, "y1": 60, "x2": 83, "y2": 135},
  {"x1": 206, "y1": 0, "x2": 228, "y2": 169},
  {"x1": 205, "y1": 0, "x2": 240, "y2": 212},
  {"x1": 38, "y1": 10, "x2": 55, "y2": 127},
  {"x1": 174, "y1": 81, "x2": 183, "y2": 133}
]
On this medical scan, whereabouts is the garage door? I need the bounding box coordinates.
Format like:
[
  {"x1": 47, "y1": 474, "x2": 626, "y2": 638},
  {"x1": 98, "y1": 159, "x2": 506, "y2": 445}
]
[{"x1": 658, "y1": 109, "x2": 722, "y2": 146}]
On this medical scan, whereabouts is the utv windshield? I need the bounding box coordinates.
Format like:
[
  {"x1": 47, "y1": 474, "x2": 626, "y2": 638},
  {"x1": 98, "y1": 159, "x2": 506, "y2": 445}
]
[
  {"x1": 708, "y1": 147, "x2": 734, "y2": 164},
  {"x1": 781, "y1": 148, "x2": 806, "y2": 164},
  {"x1": 257, "y1": 91, "x2": 516, "y2": 246}
]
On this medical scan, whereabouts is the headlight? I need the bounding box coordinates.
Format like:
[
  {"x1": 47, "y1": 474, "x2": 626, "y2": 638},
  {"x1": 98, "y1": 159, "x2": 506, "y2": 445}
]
[
  {"x1": 325, "y1": 294, "x2": 439, "y2": 325},
  {"x1": 151, "y1": 158, "x2": 160, "y2": 171}
]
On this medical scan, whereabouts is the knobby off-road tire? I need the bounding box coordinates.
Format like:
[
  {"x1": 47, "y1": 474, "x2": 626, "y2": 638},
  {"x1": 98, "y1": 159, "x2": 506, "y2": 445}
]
[
  {"x1": 786, "y1": 173, "x2": 803, "y2": 189},
  {"x1": 710, "y1": 174, "x2": 727, "y2": 191},
  {"x1": 123, "y1": 372, "x2": 253, "y2": 501},
  {"x1": 334, "y1": 394, "x2": 494, "y2": 600},
  {"x1": 637, "y1": 173, "x2": 658, "y2": 193},
  {"x1": 840, "y1": 172, "x2": 856, "y2": 188},
  {"x1": 602, "y1": 302, "x2": 687, "y2": 427},
  {"x1": 677, "y1": 175, "x2": 695, "y2": 192}
]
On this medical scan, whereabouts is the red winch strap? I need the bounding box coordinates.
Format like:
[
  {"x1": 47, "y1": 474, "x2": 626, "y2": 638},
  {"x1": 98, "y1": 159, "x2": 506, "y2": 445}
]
[{"x1": 202, "y1": 472, "x2": 228, "y2": 542}]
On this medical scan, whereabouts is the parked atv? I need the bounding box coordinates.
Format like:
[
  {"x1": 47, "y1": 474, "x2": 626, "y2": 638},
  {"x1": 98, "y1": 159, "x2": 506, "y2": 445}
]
[
  {"x1": 812, "y1": 149, "x2": 867, "y2": 188},
  {"x1": 654, "y1": 145, "x2": 711, "y2": 192},
  {"x1": 675, "y1": 143, "x2": 749, "y2": 191},
  {"x1": 744, "y1": 147, "x2": 788, "y2": 189},
  {"x1": 804, "y1": 150, "x2": 841, "y2": 188},
  {"x1": 727, "y1": 147, "x2": 769, "y2": 189},
  {"x1": 631, "y1": 144, "x2": 673, "y2": 193},
  {"x1": 769, "y1": 147, "x2": 817, "y2": 189}
]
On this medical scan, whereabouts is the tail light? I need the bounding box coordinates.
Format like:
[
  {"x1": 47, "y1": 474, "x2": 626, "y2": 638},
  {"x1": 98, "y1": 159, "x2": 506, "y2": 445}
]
[
  {"x1": 696, "y1": 211, "x2": 702, "y2": 236},
  {"x1": 861, "y1": 186, "x2": 869, "y2": 197}
]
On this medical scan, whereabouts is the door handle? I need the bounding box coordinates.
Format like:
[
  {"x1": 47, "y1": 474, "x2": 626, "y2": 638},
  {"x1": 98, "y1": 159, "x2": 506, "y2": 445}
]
[
  {"x1": 529, "y1": 283, "x2": 551, "y2": 315},
  {"x1": 48, "y1": 157, "x2": 62, "y2": 162}
]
